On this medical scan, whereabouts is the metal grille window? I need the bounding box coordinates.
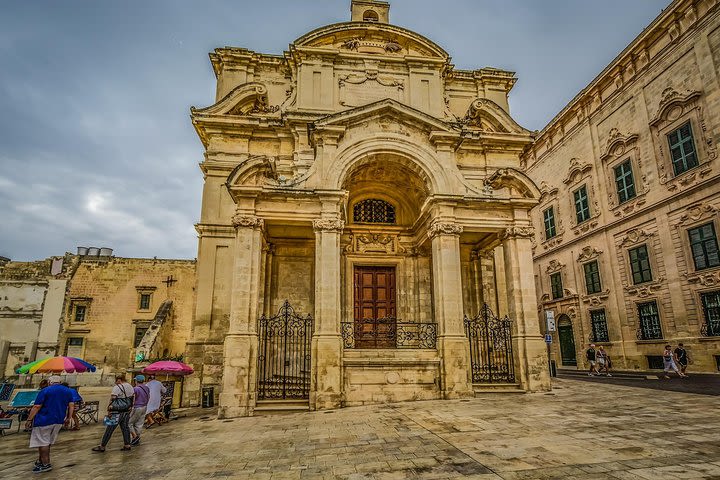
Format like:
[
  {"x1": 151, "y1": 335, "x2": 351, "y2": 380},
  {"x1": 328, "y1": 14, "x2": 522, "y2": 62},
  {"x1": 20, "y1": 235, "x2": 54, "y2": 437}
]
[
  {"x1": 701, "y1": 291, "x2": 720, "y2": 337},
  {"x1": 573, "y1": 185, "x2": 591, "y2": 224},
  {"x1": 583, "y1": 261, "x2": 602, "y2": 294},
  {"x1": 353, "y1": 199, "x2": 396, "y2": 224},
  {"x1": 550, "y1": 272, "x2": 563, "y2": 300},
  {"x1": 629, "y1": 245, "x2": 653, "y2": 284},
  {"x1": 74, "y1": 305, "x2": 86, "y2": 322},
  {"x1": 543, "y1": 207, "x2": 556, "y2": 239},
  {"x1": 688, "y1": 223, "x2": 720, "y2": 271},
  {"x1": 613, "y1": 159, "x2": 636, "y2": 204},
  {"x1": 637, "y1": 301, "x2": 662, "y2": 340},
  {"x1": 668, "y1": 122, "x2": 698, "y2": 176},
  {"x1": 590, "y1": 309, "x2": 609, "y2": 343}
]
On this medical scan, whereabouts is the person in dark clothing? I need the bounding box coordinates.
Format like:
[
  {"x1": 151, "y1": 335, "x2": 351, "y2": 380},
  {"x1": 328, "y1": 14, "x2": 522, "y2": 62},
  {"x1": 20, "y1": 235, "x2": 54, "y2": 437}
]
[
  {"x1": 586, "y1": 344, "x2": 598, "y2": 376},
  {"x1": 674, "y1": 343, "x2": 690, "y2": 376}
]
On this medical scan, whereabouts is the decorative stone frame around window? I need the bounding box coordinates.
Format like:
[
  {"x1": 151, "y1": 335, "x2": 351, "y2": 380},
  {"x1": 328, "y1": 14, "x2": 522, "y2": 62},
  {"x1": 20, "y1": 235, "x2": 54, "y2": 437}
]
[
  {"x1": 562, "y1": 158, "x2": 600, "y2": 236},
  {"x1": 676, "y1": 202, "x2": 720, "y2": 283},
  {"x1": 535, "y1": 181, "x2": 565, "y2": 250},
  {"x1": 135, "y1": 286, "x2": 157, "y2": 313},
  {"x1": 599, "y1": 129, "x2": 649, "y2": 218},
  {"x1": 698, "y1": 289, "x2": 720, "y2": 337},
  {"x1": 617, "y1": 228, "x2": 665, "y2": 299},
  {"x1": 649, "y1": 88, "x2": 716, "y2": 192},
  {"x1": 635, "y1": 299, "x2": 664, "y2": 341},
  {"x1": 68, "y1": 298, "x2": 92, "y2": 324}
]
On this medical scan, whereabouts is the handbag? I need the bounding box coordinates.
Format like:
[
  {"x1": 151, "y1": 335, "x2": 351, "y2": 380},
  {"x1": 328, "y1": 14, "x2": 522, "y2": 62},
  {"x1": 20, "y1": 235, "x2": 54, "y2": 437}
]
[{"x1": 108, "y1": 385, "x2": 133, "y2": 413}]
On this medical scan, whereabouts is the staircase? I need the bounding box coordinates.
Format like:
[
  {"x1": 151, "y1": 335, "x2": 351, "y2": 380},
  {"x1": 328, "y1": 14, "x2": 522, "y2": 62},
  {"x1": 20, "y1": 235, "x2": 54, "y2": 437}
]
[
  {"x1": 253, "y1": 399, "x2": 311, "y2": 415},
  {"x1": 472, "y1": 383, "x2": 525, "y2": 395}
]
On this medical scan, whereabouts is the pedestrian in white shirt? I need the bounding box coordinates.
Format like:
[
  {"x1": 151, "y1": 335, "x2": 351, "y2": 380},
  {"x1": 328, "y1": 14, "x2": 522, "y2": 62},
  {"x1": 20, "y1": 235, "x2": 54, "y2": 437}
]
[{"x1": 144, "y1": 375, "x2": 167, "y2": 427}]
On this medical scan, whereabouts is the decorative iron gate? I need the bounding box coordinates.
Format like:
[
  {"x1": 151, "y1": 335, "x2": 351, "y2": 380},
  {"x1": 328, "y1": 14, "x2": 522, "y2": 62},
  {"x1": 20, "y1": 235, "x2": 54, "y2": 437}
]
[
  {"x1": 464, "y1": 304, "x2": 515, "y2": 383},
  {"x1": 257, "y1": 300, "x2": 313, "y2": 400}
]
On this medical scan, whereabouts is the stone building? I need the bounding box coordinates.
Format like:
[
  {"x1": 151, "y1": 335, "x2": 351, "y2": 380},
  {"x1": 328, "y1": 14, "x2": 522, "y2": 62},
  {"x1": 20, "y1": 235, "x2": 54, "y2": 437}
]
[
  {"x1": 59, "y1": 253, "x2": 196, "y2": 373},
  {"x1": 523, "y1": 0, "x2": 720, "y2": 372},
  {"x1": 186, "y1": 0, "x2": 550, "y2": 417},
  {"x1": 0, "y1": 255, "x2": 75, "y2": 377}
]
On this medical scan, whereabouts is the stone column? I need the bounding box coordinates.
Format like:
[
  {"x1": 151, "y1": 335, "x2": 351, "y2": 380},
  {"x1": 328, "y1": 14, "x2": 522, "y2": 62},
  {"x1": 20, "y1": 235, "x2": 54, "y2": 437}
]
[
  {"x1": 500, "y1": 226, "x2": 551, "y2": 392},
  {"x1": 218, "y1": 213, "x2": 264, "y2": 418},
  {"x1": 311, "y1": 217, "x2": 344, "y2": 410},
  {"x1": 429, "y1": 220, "x2": 474, "y2": 399}
]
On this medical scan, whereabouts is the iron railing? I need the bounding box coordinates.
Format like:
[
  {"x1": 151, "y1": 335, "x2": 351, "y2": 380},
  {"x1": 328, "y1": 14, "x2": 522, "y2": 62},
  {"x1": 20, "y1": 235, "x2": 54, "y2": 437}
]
[
  {"x1": 341, "y1": 318, "x2": 437, "y2": 349},
  {"x1": 464, "y1": 304, "x2": 515, "y2": 383}
]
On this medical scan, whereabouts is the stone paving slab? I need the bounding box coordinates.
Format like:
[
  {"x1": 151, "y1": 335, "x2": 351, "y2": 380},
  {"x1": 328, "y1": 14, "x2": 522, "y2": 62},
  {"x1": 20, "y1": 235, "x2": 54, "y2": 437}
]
[{"x1": 1, "y1": 379, "x2": 719, "y2": 479}]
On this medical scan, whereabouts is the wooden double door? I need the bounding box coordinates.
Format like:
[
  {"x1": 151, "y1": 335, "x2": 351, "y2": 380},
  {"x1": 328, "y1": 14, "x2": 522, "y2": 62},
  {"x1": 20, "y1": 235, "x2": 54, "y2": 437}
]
[{"x1": 353, "y1": 266, "x2": 396, "y2": 348}]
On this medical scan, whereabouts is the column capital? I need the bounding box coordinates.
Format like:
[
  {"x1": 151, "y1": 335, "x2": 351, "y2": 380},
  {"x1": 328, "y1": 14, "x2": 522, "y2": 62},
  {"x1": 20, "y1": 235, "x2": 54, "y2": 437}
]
[
  {"x1": 499, "y1": 226, "x2": 534, "y2": 241},
  {"x1": 427, "y1": 220, "x2": 463, "y2": 239},
  {"x1": 232, "y1": 213, "x2": 264, "y2": 230},
  {"x1": 313, "y1": 218, "x2": 345, "y2": 233}
]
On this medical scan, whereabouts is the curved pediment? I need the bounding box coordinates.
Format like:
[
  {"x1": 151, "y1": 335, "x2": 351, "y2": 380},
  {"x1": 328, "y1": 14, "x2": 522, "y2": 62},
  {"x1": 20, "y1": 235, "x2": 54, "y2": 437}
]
[
  {"x1": 461, "y1": 98, "x2": 531, "y2": 135},
  {"x1": 485, "y1": 168, "x2": 541, "y2": 199},
  {"x1": 191, "y1": 82, "x2": 278, "y2": 117},
  {"x1": 293, "y1": 22, "x2": 449, "y2": 59}
]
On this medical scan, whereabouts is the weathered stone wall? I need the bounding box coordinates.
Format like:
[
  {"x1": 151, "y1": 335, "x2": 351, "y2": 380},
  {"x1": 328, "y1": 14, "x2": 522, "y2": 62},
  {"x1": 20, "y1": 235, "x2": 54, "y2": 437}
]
[{"x1": 524, "y1": 0, "x2": 720, "y2": 373}]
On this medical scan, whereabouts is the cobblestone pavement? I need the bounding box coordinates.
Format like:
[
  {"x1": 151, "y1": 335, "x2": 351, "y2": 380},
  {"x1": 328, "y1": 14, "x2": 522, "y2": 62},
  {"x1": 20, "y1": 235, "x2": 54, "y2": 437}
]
[
  {"x1": 2, "y1": 378, "x2": 720, "y2": 479},
  {"x1": 559, "y1": 370, "x2": 720, "y2": 396}
]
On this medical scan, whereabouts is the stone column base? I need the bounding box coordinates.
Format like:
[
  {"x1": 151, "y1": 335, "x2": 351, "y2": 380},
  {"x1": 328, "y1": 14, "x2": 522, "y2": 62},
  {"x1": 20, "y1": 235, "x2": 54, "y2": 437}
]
[
  {"x1": 218, "y1": 333, "x2": 258, "y2": 418},
  {"x1": 311, "y1": 335, "x2": 343, "y2": 410},
  {"x1": 439, "y1": 335, "x2": 474, "y2": 399},
  {"x1": 515, "y1": 334, "x2": 551, "y2": 392}
]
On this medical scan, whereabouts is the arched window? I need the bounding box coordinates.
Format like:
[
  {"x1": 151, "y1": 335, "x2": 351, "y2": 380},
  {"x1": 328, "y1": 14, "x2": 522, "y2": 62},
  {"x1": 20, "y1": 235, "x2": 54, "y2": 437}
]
[
  {"x1": 363, "y1": 10, "x2": 379, "y2": 22},
  {"x1": 353, "y1": 199, "x2": 395, "y2": 224}
]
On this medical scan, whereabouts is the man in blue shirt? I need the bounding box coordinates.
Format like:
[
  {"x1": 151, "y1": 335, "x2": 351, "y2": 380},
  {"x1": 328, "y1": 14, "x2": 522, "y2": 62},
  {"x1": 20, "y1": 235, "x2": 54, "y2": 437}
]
[{"x1": 24, "y1": 375, "x2": 74, "y2": 474}]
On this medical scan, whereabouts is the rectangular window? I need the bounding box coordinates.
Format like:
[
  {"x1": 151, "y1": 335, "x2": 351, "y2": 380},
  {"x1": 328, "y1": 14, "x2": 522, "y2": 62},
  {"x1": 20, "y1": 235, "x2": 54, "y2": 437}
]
[
  {"x1": 688, "y1": 223, "x2": 720, "y2": 271},
  {"x1": 613, "y1": 159, "x2": 636, "y2": 204},
  {"x1": 583, "y1": 261, "x2": 602, "y2": 295},
  {"x1": 628, "y1": 245, "x2": 653, "y2": 284},
  {"x1": 668, "y1": 122, "x2": 698, "y2": 176},
  {"x1": 73, "y1": 305, "x2": 86, "y2": 322},
  {"x1": 134, "y1": 327, "x2": 149, "y2": 348},
  {"x1": 701, "y1": 291, "x2": 720, "y2": 337},
  {"x1": 139, "y1": 293, "x2": 151, "y2": 310},
  {"x1": 647, "y1": 355, "x2": 664, "y2": 370},
  {"x1": 590, "y1": 309, "x2": 609, "y2": 342},
  {"x1": 573, "y1": 185, "x2": 591, "y2": 224},
  {"x1": 550, "y1": 272, "x2": 563, "y2": 300},
  {"x1": 637, "y1": 301, "x2": 662, "y2": 340},
  {"x1": 66, "y1": 337, "x2": 84, "y2": 357},
  {"x1": 543, "y1": 207, "x2": 556, "y2": 240}
]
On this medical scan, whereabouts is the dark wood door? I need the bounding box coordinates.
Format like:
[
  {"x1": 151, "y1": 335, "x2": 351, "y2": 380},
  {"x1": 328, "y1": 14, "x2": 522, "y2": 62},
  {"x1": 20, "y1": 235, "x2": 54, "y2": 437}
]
[
  {"x1": 558, "y1": 323, "x2": 577, "y2": 366},
  {"x1": 353, "y1": 266, "x2": 396, "y2": 348}
]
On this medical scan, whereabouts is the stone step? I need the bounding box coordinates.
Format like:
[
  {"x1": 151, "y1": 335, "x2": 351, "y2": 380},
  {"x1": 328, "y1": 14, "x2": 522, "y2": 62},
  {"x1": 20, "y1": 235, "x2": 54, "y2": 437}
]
[
  {"x1": 557, "y1": 369, "x2": 649, "y2": 379},
  {"x1": 472, "y1": 383, "x2": 525, "y2": 394},
  {"x1": 254, "y1": 399, "x2": 311, "y2": 415}
]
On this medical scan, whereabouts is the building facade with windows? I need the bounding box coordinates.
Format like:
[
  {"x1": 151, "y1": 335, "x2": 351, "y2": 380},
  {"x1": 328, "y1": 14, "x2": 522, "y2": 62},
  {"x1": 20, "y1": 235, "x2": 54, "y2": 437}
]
[
  {"x1": 59, "y1": 255, "x2": 196, "y2": 372},
  {"x1": 524, "y1": 0, "x2": 720, "y2": 372},
  {"x1": 185, "y1": 0, "x2": 551, "y2": 417}
]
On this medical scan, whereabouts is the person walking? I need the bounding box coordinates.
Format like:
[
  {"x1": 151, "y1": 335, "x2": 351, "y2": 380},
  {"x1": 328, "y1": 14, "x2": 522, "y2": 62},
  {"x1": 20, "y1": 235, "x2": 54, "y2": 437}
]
[
  {"x1": 586, "y1": 344, "x2": 598, "y2": 376},
  {"x1": 92, "y1": 374, "x2": 134, "y2": 452},
  {"x1": 25, "y1": 375, "x2": 74, "y2": 473},
  {"x1": 674, "y1": 343, "x2": 690, "y2": 376},
  {"x1": 61, "y1": 382, "x2": 82, "y2": 430},
  {"x1": 129, "y1": 375, "x2": 150, "y2": 446},
  {"x1": 662, "y1": 344, "x2": 687, "y2": 379},
  {"x1": 144, "y1": 375, "x2": 167, "y2": 428},
  {"x1": 596, "y1": 346, "x2": 612, "y2": 376}
]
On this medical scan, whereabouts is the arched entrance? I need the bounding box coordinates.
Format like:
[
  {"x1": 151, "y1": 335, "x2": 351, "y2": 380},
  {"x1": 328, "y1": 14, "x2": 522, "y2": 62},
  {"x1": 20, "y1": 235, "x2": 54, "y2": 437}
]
[{"x1": 556, "y1": 314, "x2": 577, "y2": 366}]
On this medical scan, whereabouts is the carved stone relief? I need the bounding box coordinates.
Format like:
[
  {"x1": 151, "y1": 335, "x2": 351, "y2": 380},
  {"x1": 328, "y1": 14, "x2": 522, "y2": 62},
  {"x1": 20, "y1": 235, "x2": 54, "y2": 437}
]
[
  {"x1": 683, "y1": 270, "x2": 720, "y2": 286},
  {"x1": 232, "y1": 214, "x2": 264, "y2": 230},
  {"x1": 313, "y1": 218, "x2": 345, "y2": 233},
  {"x1": 427, "y1": 221, "x2": 463, "y2": 239},
  {"x1": 676, "y1": 202, "x2": 718, "y2": 227},
  {"x1": 624, "y1": 277, "x2": 665, "y2": 298},
  {"x1": 545, "y1": 259, "x2": 564, "y2": 274},
  {"x1": 345, "y1": 233, "x2": 398, "y2": 254},
  {"x1": 577, "y1": 246, "x2": 603, "y2": 263},
  {"x1": 581, "y1": 290, "x2": 610, "y2": 306},
  {"x1": 618, "y1": 228, "x2": 656, "y2": 248}
]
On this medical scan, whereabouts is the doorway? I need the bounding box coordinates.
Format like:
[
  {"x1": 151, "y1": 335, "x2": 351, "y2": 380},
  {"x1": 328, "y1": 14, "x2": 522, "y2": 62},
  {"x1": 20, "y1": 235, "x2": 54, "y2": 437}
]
[
  {"x1": 353, "y1": 266, "x2": 396, "y2": 348},
  {"x1": 557, "y1": 314, "x2": 577, "y2": 366}
]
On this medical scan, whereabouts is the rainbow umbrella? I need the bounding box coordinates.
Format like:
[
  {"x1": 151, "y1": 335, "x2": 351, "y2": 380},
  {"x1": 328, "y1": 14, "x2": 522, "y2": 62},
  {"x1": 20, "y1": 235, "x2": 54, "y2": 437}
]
[
  {"x1": 142, "y1": 360, "x2": 193, "y2": 375},
  {"x1": 16, "y1": 356, "x2": 96, "y2": 374}
]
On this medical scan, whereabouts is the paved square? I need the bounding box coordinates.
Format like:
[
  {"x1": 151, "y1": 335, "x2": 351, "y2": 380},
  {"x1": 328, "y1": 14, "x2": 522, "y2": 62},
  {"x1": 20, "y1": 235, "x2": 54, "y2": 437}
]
[{"x1": 2, "y1": 379, "x2": 719, "y2": 479}]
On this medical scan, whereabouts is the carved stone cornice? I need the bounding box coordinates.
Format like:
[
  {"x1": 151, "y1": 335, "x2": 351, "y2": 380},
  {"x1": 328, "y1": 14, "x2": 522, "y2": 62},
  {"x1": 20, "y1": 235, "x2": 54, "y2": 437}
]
[
  {"x1": 499, "y1": 226, "x2": 535, "y2": 241},
  {"x1": 618, "y1": 228, "x2": 655, "y2": 248},
  {"x1": 313, "y1": 218, "x2": 345, "y2": 233},
  {"x1": 624, "y1": 277, "x2": 665, "y2": 298},
  {"x1": 577, "y1": 246, "x2": 603, "y2": 263},
  {"x1": 231, "y1": 214, "x2": 264, "y2": 230},
  {"x1": 427, "y1": 221, "x2": 463, "y2": 239}
]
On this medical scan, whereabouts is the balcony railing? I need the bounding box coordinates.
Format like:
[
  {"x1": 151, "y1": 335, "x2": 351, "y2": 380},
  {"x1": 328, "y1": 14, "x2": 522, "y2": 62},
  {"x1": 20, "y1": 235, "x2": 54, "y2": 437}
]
[{"x1": 341, "y1": 318, "x2": 437, "y2": 349}]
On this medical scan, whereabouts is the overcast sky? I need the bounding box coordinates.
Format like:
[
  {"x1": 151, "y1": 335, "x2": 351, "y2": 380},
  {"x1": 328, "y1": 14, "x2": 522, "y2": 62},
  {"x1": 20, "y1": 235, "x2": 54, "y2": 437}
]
[{"x1": 0, "y1": 0, "x2": 669, "y2": 261}]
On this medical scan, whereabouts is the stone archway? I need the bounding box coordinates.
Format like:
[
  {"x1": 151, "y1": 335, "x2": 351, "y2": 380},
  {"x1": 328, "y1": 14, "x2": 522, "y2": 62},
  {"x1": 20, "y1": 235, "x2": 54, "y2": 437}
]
[{"x1": 557, "y1": 314, "x2": 577, "y2": 366}]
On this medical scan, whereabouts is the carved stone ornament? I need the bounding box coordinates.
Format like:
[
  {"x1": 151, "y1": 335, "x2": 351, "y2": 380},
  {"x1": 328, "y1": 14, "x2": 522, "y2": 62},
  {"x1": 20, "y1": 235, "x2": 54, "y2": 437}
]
[
  {"x1": 342, "y1": 37, "x2": 403, "y2": 54},
  {"x1": 538, "y1": 181, "x2": 559, "y2": 204},
  {"x1": 542, "y1": 235, "x2": 564, "y2": 250},
  {"x1": 683, "y1": 270, "x2": 720, "y2": 286},
  {"x1": 546, "y1": 259, "x2": 564, "y2": 274},
  {"x1": 346, "y1": 233, "x2": 397, "y2": 254},
  {"x1": 600, "y1": 128, "x2": 639, "y2": 161},
  {"x1": 563, "y1": 158, "x2": 593, "y2": 185},
  {"x1": 577, "y1": 246, "x2": 603, "y2": 263},
  {"x1": 313, "y1": 218, "x2": 345, "y2": 233},
  {"x1": 618, "y1": 228, "x2": 655, "y2": 248},
  {"x1": 573, "y1": 219, "x2": 599, "y2": 236},
  {"x1": 427, "y1": 221, "x2": 463, "y2": 239},
  {"x1": 677, "y1": 202, "x2": 718, "y2": 227},
  {"x1": 231, "y1": 214, "x2": 264, "y2": 230},
  {"x1": 581, "y1": 290, "x2": 610, "y2": 306},
  {"x1": 499, "y1": 226, "x2": 535, "y2": 241},
  {"x1": 624, "y1": 277, "x2": 665, "y2": 298}
]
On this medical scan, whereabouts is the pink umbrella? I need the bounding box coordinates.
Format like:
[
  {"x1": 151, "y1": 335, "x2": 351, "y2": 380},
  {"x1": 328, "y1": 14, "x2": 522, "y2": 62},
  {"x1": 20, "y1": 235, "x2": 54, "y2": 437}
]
[{"x1": 142, "y1": 360, "x2": 194, "y2": 376}]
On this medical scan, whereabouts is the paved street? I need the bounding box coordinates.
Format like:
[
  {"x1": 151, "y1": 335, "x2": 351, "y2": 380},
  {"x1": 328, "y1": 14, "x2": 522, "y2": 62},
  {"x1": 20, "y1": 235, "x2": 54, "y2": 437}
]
[
  {"x1": 2, "y1": 378, "x2": 720, "y2": 479},
  {"x1": 559, "y1": 370, "x2": 720, "y2": 396}
]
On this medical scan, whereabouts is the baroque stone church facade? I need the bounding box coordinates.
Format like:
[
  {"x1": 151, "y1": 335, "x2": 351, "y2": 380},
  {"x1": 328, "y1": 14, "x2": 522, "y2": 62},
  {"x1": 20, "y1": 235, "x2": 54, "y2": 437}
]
[{"x1": 184, "y1": 0, "x2": 550, "y2": 416}]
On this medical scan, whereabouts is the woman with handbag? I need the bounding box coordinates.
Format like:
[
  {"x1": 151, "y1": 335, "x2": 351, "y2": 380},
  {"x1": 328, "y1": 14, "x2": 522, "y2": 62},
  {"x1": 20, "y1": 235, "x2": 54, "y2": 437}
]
[{"x1": 92, "y1": 374, "x2": 134, "y2": 452}]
